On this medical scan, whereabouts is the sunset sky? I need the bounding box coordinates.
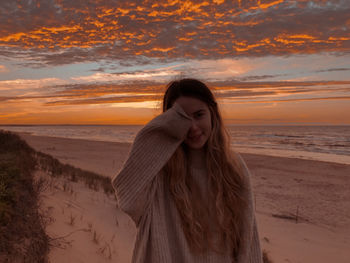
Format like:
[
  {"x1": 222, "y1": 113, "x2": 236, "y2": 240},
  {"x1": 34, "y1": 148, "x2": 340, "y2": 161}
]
[{"x1": 1, "y1": 0, "x2": 350, "y2": 125}]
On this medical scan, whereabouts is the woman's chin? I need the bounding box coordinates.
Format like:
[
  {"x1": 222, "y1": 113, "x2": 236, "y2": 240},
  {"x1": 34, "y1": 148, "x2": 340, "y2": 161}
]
[{"x1": 185, "y1": 138, "x2": 206, "y2": 150}]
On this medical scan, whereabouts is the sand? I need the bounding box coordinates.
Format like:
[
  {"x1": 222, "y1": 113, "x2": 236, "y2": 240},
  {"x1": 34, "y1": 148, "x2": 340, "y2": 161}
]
[{"x1": 20, "y1": 133, "x2": 350, "y2": 263}]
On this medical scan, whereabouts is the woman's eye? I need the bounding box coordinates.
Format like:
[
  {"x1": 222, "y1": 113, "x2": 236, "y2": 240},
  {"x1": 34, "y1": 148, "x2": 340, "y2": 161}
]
[{"x1": 194, "y1": 112, "x2": 204, "y2": 118}]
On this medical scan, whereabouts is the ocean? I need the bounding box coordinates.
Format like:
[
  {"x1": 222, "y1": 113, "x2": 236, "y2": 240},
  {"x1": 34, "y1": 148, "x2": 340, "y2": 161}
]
[{"x1": 1, "y1": 125, "x2": 350, "y2": 165}]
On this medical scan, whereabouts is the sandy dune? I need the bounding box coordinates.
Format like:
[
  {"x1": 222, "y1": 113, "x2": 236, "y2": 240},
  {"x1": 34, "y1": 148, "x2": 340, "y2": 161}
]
[
  {"x1": 36, "y1": 169, "x2": 136, "y2": 262},
  {"x1": 21, "y1": 133, "x2": 350, "y2": 263}
]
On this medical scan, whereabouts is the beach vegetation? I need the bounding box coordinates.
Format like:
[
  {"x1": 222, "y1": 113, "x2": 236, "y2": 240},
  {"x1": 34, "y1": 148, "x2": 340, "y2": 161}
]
[
  {"x1": 98, "y1": 242, "x2": 112, "y2": 260},
  {"x1": 68, "y1": 213, "x2": 77, "y2": 226},
  {"x1": 35, "y1": 151, "x2": 114, "y2": 195},
  {"x1": 0, "y1": 130, "x2": 115, "y2": 261},
  {"x1": 0, "y1": 130, "x2": 49, "y2": 262},
  {"x1": 87, "y1": 222, "x2": 93, "y2": 232},
  {"x1": 263, "y1": 249, "x2": 273, "y2": 263},
  {"x1": 93, "y1": 230, "x2": 100, "y2": 244}
]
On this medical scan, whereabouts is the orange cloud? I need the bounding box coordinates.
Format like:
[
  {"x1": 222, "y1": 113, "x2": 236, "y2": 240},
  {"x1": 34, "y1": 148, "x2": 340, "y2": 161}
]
[
  {"x1": 2, "y1": 78, "x2": 349, "y2": 106},
  {"x1": 0, "y1": 0, "x2": 349, "y2": 66},
  {"x1": 1, "y1": 76, "x2": 350, "y2": 124}
]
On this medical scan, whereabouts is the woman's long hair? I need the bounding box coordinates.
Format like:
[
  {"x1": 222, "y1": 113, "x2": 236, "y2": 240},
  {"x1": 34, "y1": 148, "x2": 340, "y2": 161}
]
[{"x1": 162, "y1": 79, "x2": 247, "y2": 256}]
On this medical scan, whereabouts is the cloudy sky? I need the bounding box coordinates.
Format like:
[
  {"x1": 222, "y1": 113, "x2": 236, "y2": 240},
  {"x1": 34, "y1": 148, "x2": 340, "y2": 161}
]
[{"x1": 1, "y1": 0, "x2": 349, "y2": 125}]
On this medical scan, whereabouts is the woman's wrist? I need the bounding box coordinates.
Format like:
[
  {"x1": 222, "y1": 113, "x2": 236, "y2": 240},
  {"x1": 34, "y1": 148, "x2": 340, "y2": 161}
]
[{"x1": 171, "y1": 102, "x2": 192, "y2": 121}]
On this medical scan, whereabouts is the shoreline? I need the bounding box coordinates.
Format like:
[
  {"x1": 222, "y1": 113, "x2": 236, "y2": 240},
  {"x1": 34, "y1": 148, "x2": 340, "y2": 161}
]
[
  {"x1": 2, "y1": 125, "x2": 350, "y2": 165},
  {"x1": 236, "y1": 146, "x2": 350, "y2": 165},
  {"x1": 17, "y1": 133, "x2": 350, "y2": 177}
]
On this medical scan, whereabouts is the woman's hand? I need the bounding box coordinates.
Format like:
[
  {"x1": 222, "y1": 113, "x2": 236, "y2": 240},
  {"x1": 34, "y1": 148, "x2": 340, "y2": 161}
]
[{"x1": 172, "y1": 97, "x2": 212, "y2": 150}]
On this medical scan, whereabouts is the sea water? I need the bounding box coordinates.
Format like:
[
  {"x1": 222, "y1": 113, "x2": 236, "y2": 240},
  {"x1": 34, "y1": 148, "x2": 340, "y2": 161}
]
[{"x1": 1, "y1": 125, "x2": 350, "y2": 165}]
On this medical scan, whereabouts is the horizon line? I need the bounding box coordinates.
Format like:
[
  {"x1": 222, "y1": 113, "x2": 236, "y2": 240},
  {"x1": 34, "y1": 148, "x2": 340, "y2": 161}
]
[{"x1": 1, "y1": 123, "x2": 350, "y2": 126}]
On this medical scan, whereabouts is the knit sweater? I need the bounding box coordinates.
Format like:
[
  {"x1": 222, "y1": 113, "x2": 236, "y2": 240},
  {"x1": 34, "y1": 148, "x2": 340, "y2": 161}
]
[{"x1": 111, "y1": 102, "x2": 263, "y2": 263}]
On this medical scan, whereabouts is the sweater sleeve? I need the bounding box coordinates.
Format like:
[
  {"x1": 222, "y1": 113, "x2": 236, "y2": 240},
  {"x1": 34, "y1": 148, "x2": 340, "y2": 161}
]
[
  {"x1": 248, "y1": 217, "x2": 263, "y2": 263},
  {"x1": 234, "y1": 152, "x2": 263, "y2": 263},
  {"x1": 111, "y1": 103, "x2": 192, "y2": 225}
]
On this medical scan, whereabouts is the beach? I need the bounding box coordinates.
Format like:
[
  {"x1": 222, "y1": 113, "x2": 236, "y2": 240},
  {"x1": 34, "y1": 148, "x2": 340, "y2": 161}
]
[{"x1": 20, "y1": 133, "x2": 350, "y2": 263}]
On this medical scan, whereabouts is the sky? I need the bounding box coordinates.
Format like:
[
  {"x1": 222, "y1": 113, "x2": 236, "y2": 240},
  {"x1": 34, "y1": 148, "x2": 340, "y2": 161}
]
[{"x1": 0, "y1": 0, "x2": 350, "y2": 125}]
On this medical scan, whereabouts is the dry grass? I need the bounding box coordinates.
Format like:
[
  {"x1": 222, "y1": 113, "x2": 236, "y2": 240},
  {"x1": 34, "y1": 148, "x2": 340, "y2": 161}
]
[
  {"x1": 263, "y1": 249, "x2": 273, "y2": 263},
  {"x1": 87, "y1": 222, "x2": 93, "y2": 232},
  {"x1": 98, "y1": 242, "x2": 112, "y2": 260},
  {"x1": 272, "y1": 212, "x2": 309, "y2": 224},
  {"x1": 68, "y1": 213, "x2": 77, "y2": 226},
  {"x1": 35, "y1": 151, "x2": 114, "y2": 195},
  {"x1": 0, "y1": 130, "x2": 49, "y2": 262},
  {"x1": 93, "y1": 230, "x2": 100, "y2": 244},
  {"x1": 1, "y1": 130, "x2": 118, "y2": 262}
]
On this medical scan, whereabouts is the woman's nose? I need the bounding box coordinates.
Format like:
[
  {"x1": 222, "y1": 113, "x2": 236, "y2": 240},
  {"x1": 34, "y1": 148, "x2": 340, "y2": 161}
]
[{"x1": 189, "y1": 121, "x2": 200, "y2": 133}]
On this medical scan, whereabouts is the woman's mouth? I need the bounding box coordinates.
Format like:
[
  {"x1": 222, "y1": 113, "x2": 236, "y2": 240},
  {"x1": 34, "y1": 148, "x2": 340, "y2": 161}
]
[{"x1": 189, "y1": 134, "x2": 202, "y2": 141}]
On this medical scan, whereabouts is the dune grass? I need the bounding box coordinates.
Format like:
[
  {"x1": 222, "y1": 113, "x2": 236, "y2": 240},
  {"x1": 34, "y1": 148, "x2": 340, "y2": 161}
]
[
  {"x1": 35, "y1": 150, "x2": 114, "y2": 196},
  {"x1": 0, "y1": 130, "x2": 49, "y2": 262},
  {"x1": 263, "y1": 249, "x2": 273, "y2": 263},
  {"x1": 0, "y1": 130, "x2": 115, "y2": 262}
]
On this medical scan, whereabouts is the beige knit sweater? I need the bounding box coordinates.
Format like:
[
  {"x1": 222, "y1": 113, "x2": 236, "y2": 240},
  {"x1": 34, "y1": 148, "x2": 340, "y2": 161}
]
[{"x1": 112, "y1": 103, "x2": 263, "y2": 263}]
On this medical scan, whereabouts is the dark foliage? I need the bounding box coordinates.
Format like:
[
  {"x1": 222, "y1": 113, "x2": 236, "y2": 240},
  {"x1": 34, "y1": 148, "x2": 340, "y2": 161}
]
[{"x1": 0, "y1": 130, "x2": 49, "y2": 262}]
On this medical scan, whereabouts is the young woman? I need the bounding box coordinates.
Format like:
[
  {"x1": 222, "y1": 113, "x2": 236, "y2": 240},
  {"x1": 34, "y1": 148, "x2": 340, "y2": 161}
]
[{"x1": 112, "y1": 79, "x2": 262, "y2": 263}]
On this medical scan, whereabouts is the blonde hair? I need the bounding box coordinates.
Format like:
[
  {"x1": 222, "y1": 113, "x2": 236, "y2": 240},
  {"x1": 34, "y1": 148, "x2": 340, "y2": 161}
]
[{"x1": 162, "y1": 79, "x2": 247, "y2": 256}]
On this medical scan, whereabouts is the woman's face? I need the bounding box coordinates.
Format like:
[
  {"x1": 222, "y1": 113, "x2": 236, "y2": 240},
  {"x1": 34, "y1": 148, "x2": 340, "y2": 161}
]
[{"x1": 174, "y1": 96, "x2": 212, "y2": 150}]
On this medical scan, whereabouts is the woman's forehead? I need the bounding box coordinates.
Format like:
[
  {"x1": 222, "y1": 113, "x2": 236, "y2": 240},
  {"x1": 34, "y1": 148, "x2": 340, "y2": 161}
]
[{"x1": 174, "y1": 96, "x2": 209, "y2": 112}]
